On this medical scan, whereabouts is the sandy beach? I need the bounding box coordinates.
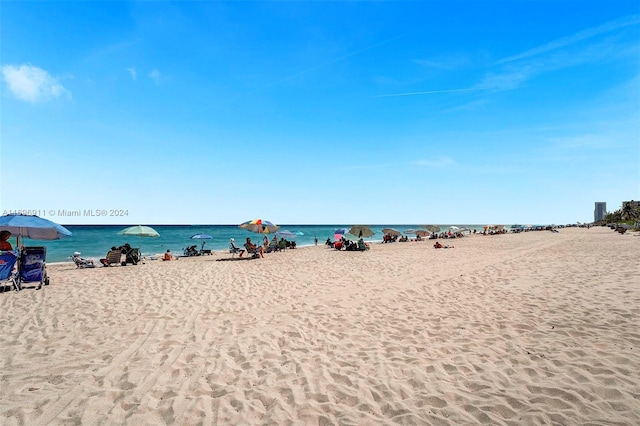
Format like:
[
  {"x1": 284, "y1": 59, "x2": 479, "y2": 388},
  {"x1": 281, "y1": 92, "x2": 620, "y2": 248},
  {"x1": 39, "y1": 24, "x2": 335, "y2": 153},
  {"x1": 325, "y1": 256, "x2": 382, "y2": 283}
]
[{"x1": 1, "y1": 227, "x2": 638, "y2": 425}]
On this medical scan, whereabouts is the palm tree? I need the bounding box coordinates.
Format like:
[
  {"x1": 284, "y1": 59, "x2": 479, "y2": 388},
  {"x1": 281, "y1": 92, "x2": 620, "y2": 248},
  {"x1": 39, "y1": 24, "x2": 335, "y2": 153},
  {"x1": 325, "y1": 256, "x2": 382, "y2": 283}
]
[{"x1": 621, "y1": 201, "x2": 639, "y2": 221}]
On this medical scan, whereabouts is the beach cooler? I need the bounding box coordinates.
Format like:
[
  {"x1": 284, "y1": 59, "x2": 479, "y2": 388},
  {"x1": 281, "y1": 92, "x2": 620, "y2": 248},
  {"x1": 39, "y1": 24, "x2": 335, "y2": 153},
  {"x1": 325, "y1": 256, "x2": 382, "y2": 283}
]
[
  {"x1": 0, "y1": 251, "x2": 20, "y2": 292},
  {"x1": 19, "y1": 247, "x2": 50, "y2": 290}
]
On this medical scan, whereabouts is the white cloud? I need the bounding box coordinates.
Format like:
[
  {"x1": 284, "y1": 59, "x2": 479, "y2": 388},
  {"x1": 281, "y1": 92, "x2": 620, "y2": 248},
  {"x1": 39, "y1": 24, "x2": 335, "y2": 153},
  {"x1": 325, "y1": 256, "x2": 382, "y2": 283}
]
[
  {"x1": 414, "y1": 54, "x2": 471, "y2": 70},
  {"x1": 126, "y1": 67, "x2": 137, "y2": 80},
  {"x1": 475, "y1": 67, "x2": 532, "y2": 92},
  {"x1": 148, "y1": 69, "x2": 160, "y2": 84},
  {"x1": 1, "y1": 64, "x2": 70, "y2": 103},
  {"x1": 497, "y1": 14, "x2": 640, "y2": 64},
  {"x1": 372, "y1": 87, "x2": 481, "y2": 98}
]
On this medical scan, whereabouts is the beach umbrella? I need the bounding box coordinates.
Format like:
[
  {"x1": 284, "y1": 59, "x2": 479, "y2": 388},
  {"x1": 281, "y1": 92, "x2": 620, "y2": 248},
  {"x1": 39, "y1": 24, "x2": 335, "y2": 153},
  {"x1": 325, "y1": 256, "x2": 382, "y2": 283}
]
[
  {"x1": 190, "y1": 233, "x2": 212, "y2": 239},
  {"x1": 239, "y1": 219, "x2": 279, "y2": 234},
  {"x1": 416, "y1": 230, "x2": 430, "y2": 238},
  {"x1": 348, "y1": 225, "x2": 374, "y2": 238},
  {"x1": 343, "y1": 233, "x2": 359, "y2": 241},
  {"x1": 334, "y1": 227, "x2": 348, "y2": 241},
  {"x1": 119, "y1": 225, "x2": 160, "y2": 238},
  {"x1": 381, "y1": 228, "x2": 402, "y2": 237},
  {"x1": 190, "y1": 233, "x2": 212, "y2": 250},
  {"x1": 424, "y1": 225, "x2": 440, "y2": 233},
  {"x1": 0, "y1": 213, "x2": 72, "y2": 246},
  {"x1": 276, "y1": 230, "x2": 297, "y2": 239},
  {"x1": 118, "y1": 225, "x2": 160, "y2": 255}
]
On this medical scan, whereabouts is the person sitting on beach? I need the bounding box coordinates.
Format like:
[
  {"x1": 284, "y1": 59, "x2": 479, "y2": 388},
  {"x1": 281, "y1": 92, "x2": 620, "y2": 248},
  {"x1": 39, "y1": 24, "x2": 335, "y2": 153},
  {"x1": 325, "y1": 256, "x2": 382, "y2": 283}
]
[
  {"x1": 241, "y1": 237, "x2": 264, "y2": 258},
  {"x1": 230, "y1": 238, "x2": 245, "y2": 257},
  {"x1": 0, "y1": 230, "x2": 13, "y2": 251},
  {"x1": 163, "y1": 250, "x2": 174, "y2": 261},
  {"x1": 72, "y1": 251, "x2": 96, "y2": 267},
  {"x1": 100, "y1": 247, "x2": 118, "y2": 266}
]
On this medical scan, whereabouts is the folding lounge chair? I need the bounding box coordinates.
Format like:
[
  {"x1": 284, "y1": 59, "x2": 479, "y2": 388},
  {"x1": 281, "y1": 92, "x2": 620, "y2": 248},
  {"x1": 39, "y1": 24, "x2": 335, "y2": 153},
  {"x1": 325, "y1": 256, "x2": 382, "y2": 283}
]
[
  {"x1": 71, "y1": 254, "x2": 96, "y2": 268},
  {"x1": 18, "y1": 247, "x2": 49, "y2": 290},
  {"x1": 229, "y1": 239, "x2": 243, "y2": 258},
  {"x1": 0, "y1": 251, "x2": 20, "y2": 292},
  {"x1": 184, "y1": 245, "x2": 200, "y2": 257},
  {"x1": 243, "y1": 243, "x2": 261, "y2": 259},
  {"x1": 124, "y1": 247, "x2": 141, "y2": 265},
  {"x1": 103, "y1": 250, "x2": 123, "y2": 266},
  {"x1": 357, "y1": 239, "x2": 370, "y2": 251}
]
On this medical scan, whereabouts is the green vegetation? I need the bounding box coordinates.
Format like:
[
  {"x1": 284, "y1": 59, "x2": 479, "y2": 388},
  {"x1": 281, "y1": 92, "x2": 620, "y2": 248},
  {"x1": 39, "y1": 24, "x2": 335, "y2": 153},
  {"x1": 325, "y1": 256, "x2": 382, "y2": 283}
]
[{"x1": 601, "y1": 200, "x2": 640, "y2": 230}]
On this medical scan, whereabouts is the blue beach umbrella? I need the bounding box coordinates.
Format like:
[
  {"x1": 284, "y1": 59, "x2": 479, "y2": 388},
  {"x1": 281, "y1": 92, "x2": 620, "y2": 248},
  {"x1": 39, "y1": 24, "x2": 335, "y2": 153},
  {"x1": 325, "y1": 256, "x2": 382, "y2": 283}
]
[
  {"x1": 190, "y1": 233, "x2": 212, "y2": 240},
  {"x1": 190, "y1": 233, "x2": 212, "y2": 249},
  {"x1": 276, "y1": 230, "x2": 297, "y2": 239},
  {"x1": 0, "y1": 213, "x2": 72, "y2": 246}
]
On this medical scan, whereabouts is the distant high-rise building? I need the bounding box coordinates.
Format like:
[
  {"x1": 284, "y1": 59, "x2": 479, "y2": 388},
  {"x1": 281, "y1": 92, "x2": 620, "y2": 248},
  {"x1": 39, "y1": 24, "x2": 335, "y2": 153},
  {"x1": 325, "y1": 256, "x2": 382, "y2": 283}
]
[{"x1": 594, "y1": 202, "x2": 607, "y2": 222}]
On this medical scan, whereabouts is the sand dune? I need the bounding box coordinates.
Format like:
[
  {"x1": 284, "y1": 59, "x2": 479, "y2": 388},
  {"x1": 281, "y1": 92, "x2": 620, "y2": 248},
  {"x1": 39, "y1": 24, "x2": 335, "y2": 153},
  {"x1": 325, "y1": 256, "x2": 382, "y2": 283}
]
[{"x1": 1, "y1": 227, "x2": 638, "y2": 425}]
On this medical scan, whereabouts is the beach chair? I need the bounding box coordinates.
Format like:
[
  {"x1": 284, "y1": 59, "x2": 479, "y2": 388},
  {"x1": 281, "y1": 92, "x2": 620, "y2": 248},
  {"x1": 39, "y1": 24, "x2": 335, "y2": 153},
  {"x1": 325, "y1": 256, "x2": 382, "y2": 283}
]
[
  {"x1": 229, "y1": 239, "x2": 243, "y2": 258},
  {"x1": 243, "y1": 243, "x2": 261, "y2": 259},
  {"x1": 184, "y1": 245, "x2": 200, "y2": 257},
  {"x1": 124, "y1": 247, "x2": 141, "y2": 265},
  {"x1": 103, "y1": 250, "x2": 123, "y2": 266},
  {"x1": 0, "y1": 251, "x2": 20, "y2": 292},
  {"x1": 18, "y1": 247, "x2": 49, "y2": 290},
  {"x1": 71, "y1": 254, "x2": 96, "y2": 268}
]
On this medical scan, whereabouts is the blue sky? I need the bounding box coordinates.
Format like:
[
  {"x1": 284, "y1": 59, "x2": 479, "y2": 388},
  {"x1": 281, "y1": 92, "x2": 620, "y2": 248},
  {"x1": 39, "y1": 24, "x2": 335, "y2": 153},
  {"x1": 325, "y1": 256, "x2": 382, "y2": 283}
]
[{"x1": 1, "y1": 1, "x2": 638, "y2": 225}]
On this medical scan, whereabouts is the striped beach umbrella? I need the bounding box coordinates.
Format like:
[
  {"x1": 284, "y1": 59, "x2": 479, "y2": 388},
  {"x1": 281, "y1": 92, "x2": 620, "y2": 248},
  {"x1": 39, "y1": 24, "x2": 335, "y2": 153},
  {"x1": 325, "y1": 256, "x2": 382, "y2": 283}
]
[
  {"x1": 334, "y1": 228, "x2": 348, "y2": 241},
  {"x1": 239, "y1": 219, "x2": 280, "y2": 234}
]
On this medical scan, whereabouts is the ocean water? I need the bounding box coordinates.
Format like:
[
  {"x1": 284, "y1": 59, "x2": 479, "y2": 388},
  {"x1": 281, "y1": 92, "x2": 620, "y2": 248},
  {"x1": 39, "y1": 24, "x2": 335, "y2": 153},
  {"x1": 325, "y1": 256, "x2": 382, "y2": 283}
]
[{"x1": 6, "y1": 224, "x2": 489, "y2": 263}]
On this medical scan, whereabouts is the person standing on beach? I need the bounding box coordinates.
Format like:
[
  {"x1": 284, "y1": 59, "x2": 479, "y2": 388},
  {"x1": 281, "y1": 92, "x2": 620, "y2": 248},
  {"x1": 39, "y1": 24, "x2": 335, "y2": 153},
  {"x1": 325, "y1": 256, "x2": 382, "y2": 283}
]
[{"x1": 314, "y1": 236, "x2": 318, "y2": 245}]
